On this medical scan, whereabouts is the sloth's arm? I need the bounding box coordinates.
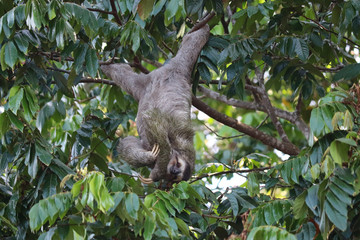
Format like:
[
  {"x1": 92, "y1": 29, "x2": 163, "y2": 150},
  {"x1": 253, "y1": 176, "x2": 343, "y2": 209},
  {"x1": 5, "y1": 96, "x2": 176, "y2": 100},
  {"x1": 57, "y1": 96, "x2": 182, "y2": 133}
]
[
  {"x1": 117, "y1": 136, "x2": 159, "y2": 167},
  {"x1": 101, "y1": 64, "x2": 149, "y2": 102}
]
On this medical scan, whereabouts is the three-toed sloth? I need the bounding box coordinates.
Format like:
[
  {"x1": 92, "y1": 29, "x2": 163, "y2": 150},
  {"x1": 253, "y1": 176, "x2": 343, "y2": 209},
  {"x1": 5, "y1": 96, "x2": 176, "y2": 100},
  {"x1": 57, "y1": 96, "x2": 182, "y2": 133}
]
[{"x1": 101, "y1": 25, "x2": 210, "y2": 183}]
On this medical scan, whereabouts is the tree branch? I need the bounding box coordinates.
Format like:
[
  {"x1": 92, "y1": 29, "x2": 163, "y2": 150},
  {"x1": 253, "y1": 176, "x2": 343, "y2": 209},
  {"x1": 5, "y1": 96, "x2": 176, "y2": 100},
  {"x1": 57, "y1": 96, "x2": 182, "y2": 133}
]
[
  {"x1": 87, "y1": 8, "x2": 112, "y2": 15},
  {"x1": 191, "y1": 96, "x2": 300, "y2": 155},
  {"x1": 188, "y1": 11, "x2": 215, "y2": 34},
  {"x1": 190, "y1": 167, "x2": 273, "y2": 183},
  {"x1": 301, "y1": 15, "x2": 359, "y2": 48},
  {"x1": 198, "y1": 86, "x2": 309, "y2": 133},
  {"x1": 110, "y1": 0, "x2": 122, "y2": 25},
  {"x1": 256, "y1": 69, "x2": 291, "y2": 143}
]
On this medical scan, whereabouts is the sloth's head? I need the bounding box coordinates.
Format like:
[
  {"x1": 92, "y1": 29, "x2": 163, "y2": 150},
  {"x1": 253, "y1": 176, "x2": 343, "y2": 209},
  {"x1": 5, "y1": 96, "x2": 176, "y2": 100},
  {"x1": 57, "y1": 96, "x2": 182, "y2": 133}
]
[{"x1": 166, "y1": 151, "x2": 191, "y2": 182}]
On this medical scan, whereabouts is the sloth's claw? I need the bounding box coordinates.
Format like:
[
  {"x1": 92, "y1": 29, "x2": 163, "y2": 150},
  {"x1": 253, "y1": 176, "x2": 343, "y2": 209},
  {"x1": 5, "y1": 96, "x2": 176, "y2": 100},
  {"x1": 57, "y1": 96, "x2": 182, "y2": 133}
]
[
  {"x1": 151, "y1": 144, "x2": 160, "y2": 157},
  {"x1": 138, "y1": 174, "x2": 154, "y2": 184}
]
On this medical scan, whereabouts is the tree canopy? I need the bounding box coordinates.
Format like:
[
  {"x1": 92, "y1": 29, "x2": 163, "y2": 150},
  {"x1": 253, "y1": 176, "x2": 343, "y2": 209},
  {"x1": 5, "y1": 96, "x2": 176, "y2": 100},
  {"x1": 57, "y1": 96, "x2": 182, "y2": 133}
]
[{"x1": 0, "y1": 0, "x2": 359, "y2": 239}]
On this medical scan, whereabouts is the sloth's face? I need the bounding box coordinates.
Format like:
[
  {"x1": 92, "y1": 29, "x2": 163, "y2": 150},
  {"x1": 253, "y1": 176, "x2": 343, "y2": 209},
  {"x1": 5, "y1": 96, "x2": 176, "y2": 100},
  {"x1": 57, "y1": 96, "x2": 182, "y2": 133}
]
[{"x1": 166, "y1": 155, "x2": 191, "y2": 182}]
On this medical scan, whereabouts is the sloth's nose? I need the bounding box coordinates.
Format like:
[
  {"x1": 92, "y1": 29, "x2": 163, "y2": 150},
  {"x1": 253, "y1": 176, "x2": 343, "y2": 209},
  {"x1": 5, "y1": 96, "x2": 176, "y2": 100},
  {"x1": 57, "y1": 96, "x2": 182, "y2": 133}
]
[{"x1": 170, "y1": 166, "x2": 181, "y2": 175}]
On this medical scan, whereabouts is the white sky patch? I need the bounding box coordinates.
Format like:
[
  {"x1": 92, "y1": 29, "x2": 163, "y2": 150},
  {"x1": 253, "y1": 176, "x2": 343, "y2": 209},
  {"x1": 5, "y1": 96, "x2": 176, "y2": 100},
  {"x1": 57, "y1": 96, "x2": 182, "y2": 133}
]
[
  {"x1": 197, "y1": 111, "x2": 209, "y2": 121},
  {"x1": 207, "y1": 174, "x2": 247, "y2": 190},
  {"x1": 274, "y1": 149, "x2": 290, "y2": 161},
  {"x1": 205, "y1": 134, "x2": 219, "y2": 153}
]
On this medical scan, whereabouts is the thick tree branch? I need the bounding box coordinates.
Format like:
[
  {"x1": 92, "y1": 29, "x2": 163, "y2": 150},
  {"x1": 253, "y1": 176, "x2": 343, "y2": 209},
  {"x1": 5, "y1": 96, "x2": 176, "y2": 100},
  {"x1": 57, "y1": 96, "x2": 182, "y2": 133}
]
[{"x1": 191, "y1": 96, "x2": 300, "y2": 155}]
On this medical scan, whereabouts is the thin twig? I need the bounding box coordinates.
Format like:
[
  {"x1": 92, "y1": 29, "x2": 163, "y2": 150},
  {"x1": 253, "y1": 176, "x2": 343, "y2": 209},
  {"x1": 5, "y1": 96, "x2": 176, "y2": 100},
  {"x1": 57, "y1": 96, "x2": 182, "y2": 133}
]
[
  {"x1": 87, "y1": 8, "x2": 112, "y2": 15},
  {"x1": 202, "y1": 214, "x2": 233, "y2": 219},
  {"x1": 301, "y1": 15, "x2": 359, "y2": 48},
  {"x1": 190, "y1": 167, "x2": 273, "y2": 183}
]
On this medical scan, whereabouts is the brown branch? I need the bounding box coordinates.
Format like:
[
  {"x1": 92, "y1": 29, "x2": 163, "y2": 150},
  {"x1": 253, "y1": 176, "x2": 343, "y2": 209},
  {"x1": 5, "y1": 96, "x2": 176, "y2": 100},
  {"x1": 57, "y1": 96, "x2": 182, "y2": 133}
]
[
  {"x1": 301, "y1": 15, "x2": 359, "y2": 48},
  {"x1": 190, "y1": 167, "x2": 273, "y2": 183},
  {"x1": 316, "y1": 65, "x2": 344, "y2": 72},
  {"x1": 142, "y1": 58, "x2": 163, "y2": 68},
  {"x1": 199, "y1": 86, "x2": 290, "y2": 122},
  {"x1": 87, "y1": 8, "x2": 112, "y2": 15},
  {"x1": 191, "y1": 96, "x2": 300, "y2": 155},
  {"x1": 257, "y1": 85, "x2": 291, "y2": 143},
  {"x1": 188, "y1": 11, "x2": 216, "y2": 34},
  {"x1": 80, "y1": 78, "x2": 116, "y2": 86},
  {"x1": 220, "y1": 15, "x2": 229, "y2": 35},
  {"x1": 110, "y1": 0, "x2": 122, "y2": 25},
  {"x1": 250, "y1": 66, "x2": 291, "y2": 143},
  {"x1": 161, "y1": 41, "x2": 174, "y2": 56},
  {"x1": 202, "y1": 214, "x2": 233, "y2": 219},
  {"x1": 130, "y1": 57, "x2": 150, "y2": 74}
]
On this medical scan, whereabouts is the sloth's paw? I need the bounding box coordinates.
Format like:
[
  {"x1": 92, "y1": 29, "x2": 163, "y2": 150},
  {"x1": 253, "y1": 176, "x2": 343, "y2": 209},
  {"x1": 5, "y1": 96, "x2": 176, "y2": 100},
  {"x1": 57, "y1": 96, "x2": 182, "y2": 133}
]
[{"x1": 151, "y1": 144, "x2": 160, "y2": 158}]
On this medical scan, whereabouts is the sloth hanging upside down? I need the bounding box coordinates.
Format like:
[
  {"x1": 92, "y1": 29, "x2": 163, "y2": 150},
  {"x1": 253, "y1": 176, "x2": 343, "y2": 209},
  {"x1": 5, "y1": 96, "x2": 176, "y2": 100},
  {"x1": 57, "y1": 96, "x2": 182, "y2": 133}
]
[{"x1": 101, "y1": 25, "x2": 210, "y2": 183}]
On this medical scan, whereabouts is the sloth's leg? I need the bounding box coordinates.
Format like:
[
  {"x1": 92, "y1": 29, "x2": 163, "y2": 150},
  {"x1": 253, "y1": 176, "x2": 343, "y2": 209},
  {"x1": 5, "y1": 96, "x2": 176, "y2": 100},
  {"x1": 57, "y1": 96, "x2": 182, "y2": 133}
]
[{"x1": 118, "y1": 136, "x2": 159, "y2": 167}]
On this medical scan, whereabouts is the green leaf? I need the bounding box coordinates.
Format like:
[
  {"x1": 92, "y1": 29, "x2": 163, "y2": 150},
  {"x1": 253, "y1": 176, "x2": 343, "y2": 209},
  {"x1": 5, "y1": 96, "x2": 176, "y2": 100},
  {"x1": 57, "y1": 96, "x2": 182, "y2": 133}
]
[
  {"x1": 326, "y1": 190, "x2": 348, "y2": 214},
  {"x1": 138, "y1": 0, "x2": 155, "y2": 20},
  {"x1": 8, "y1": 86, "x2": 23, "y2": 114},
  {"x1": 247, "y1": 6, "x2": 258, "y2": 18},
  {"x1": 247, "y1": 172, "x2": 259, "y2": 197},
  {"x1": 333, "y1": 63, "x2": 360, "y2": 82},
  {"x1": 295, "y1": 38, "x2": 309, "y2": 61},
  {"x1": 89, "y1": 173, "x2": 103, "y2": 200},
  {"x1": 29, "y1": 203, "x2": 41, "y2": 231},
  {"x1": 35, "y1": 143, "x2": 52, "y2": 166},
  {"x1": 143, "y1": 213, "x2": 156, "y2": 240},
  {"x1": 329, "y1": 184, "x2": 352, "y2": 206},
  {"x1": 89, "y1": 153, "x2": 109, "y2": 175},
  {"x1": 324, "y1": 201, "x2": 347, "y2": 231},
  {"x1": 320, "y1": 106, "x2": 334, "y2": 131},
  {"x1": 185, "y1": 0, "x2": 203, "y2": 15},
  {"x1": 4, "y1": 41, "x2": 17, "y2": 68},
  {"x1": 0, "y1": 43, "x2": 7, "y2": 70},
  {"x1": 24, "y1": 86, "x2": 39, "y2": 115},
  {"x1": 197, "y1": 62, "x2": 211, "y2": 81},
  {"x1": 6, "y1": 110, "x2": 24, "y2": 132},
  {"x1": 311, "y1": 164, "x2": 321, "y2": 180},
  {"x1": 164, "y1": 0, "x2": 179, "y2": 25},
  {"x1": 48, "y1": 0, "x2": 56, "y2": 20},
  {"x1": 305, "y1": 185, "x2": 319, "y2": 216},
  {"x1": 293, "y1": 190, "x2": 308, "y2": 219},
  {"x1": 332, "y1": 176, "x2": 355, "y2": 196},
  {"x1": 22, "y1": 93, "x2": 32, "y2": 123},
  {"x1": 175, "y1": 217, "x2": 190, "y2": 237},
  {"x1": 85, "y1": 48, "x2": 99, "y2": 78},
  {"x1": 226, "y1": 193, "x2": 239, "y2": 217},
  {"x1": 73, "y1": 44, "x2": 88, "y2": 74},
  {"x1": 53, "y1": 71, "x2": 75, "y2": 98},
  {"x1": 125, "y1": 193, "x2": 140, "y2": 215},
  {"x1": 7, "y1": 8, "x2": 15, "y2": 28},
  {"x1": 248, "y1": 226, "x2": 297, "y2": 240},
  {"x1": 310, "y1": 108, "x2": 325, "y2": 136},
  {"x1": 330, "y1": 140, "x2": 349, "y2": 165},
  {"x1": 0, "y1": 112, "x2": 10, "y2": 137}
]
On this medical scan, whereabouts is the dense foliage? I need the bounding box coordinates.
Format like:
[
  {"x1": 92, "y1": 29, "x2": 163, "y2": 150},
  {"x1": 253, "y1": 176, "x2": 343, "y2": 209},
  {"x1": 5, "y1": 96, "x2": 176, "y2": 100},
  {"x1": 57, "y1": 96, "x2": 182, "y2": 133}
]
[{"x1": 0, "y1": 0, "x2": 359, "y2": 239}]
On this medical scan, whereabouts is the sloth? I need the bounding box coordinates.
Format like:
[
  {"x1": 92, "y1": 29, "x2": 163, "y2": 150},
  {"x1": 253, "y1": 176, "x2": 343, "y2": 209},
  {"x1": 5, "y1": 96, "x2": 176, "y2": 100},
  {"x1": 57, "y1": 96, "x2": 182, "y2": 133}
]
[{"x1": 101, "y1": 25, "x2": 210, "y2": 183}]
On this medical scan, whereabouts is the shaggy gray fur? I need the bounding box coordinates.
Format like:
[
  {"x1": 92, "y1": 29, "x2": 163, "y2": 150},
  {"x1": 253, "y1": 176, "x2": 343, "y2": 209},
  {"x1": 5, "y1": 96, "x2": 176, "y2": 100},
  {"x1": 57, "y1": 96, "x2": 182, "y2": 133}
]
[{"x1": 101, "y1": 25, "x2": 210, "y2": 181}]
